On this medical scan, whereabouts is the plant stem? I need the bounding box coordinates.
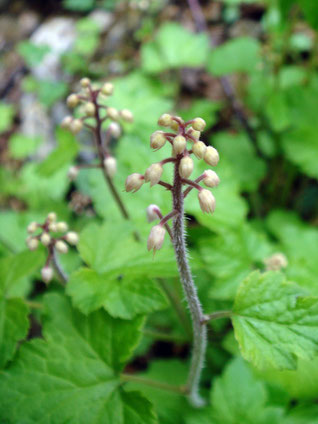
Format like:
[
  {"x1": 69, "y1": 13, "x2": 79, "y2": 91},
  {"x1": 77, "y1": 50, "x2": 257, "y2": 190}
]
[
  {"x1": 120, "y1": 373, "x2": 187, "y2": 394},
  {"x1": 172, "y1": 159, "x2": 207, "y2": 407},
  {"x1": 201, "y1": 310, "x2": 232, "y2": 325},
  {"x1": 93, "y1": 98, "x2": 131, "y2": 221},
  {"x1": 52, "y1": 249, "x2": 68, "y2": 285},
  {"x1": 143, "y1": 328, "x2": 187, "y2": 343}
]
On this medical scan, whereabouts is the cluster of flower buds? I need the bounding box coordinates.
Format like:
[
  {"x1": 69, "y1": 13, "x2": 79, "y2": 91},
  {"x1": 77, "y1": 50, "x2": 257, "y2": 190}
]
[
  {"x1": 125, "y1": 113, "x2": 220, "y2": 253},
  {"x1": 26, "y1": 212, "x2": 79, "y2": 284},
  {"x1": 264, "y1": 253, "x2": 288, "y2": 271},
  {"x1": 61, "y1": 77, "x2": 133, "y2": 181}
]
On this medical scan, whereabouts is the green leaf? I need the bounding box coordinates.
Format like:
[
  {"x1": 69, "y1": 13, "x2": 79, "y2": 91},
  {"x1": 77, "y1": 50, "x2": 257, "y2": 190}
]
[
  {"x1": 211, "y1": 358, "x2": 283, "y2": 424},
  {"x1": 264, "y1": 92, "x2": 290, "y2": 132},
  {"x1": 0, "y1": 298, "x2": 29, "y2": 369},
  {"x1": 0, "y1": 293, "x2": 157, "y2": 423},
  {"x1": 207, "y1": 37, "x2": 261, "y2": 76},
  {"x1": 66, "y1": 221, "x2": 175, "y2": 317},
  {"x1": 213, "y1": 132, "x2": 266, "y2": 192},
  {"x1": 9, "y1": 133, "x2": 42, "y2": 159},
  {"x1": 266, "y1": 210, "x2": 318, "y2": 294},
  {"x1": 0, "y1": 249, "x2": 45, "y2": 368},
  {"x1": 37, "y1": 128, "x2": 79, "y2": 177},
  {"x1": 300, "y1": 0, "x2": 318, "y2": 29},
  {"x1": 284, "y1": 404, "x2": 318, "y2": 424},
  {"x1": 0, "y1": 102, "x2": 15, "y2": 134},
  {"x1": 200, "y1": 224, "x2": 273, "y2": 300},
  {"x1": 17, "y1": 41, "x2": 50, "y2": 67},
  {"x1": 233, "y1": 271, "x2": 318, "y2": 370},
  {"x1": 68, "y1": 268, "x2": 168, "y2": 319},
  {"x1": 141, "y1": 22, "x2": 210, "y2": 73}
]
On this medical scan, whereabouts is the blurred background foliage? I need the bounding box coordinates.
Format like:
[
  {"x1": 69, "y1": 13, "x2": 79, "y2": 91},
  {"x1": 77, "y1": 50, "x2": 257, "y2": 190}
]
[{"x1": 0, "y1": 0, "x2": 318, "y2": 422}]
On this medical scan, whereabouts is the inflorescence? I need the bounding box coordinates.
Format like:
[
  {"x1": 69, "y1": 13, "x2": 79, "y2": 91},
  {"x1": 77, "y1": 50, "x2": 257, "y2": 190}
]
[
  {"x1": 61, "y1": 78, "x2": 133, "y2": 181},
  {"x1": 26, "y1": 212, "x2": 79, "y2": 283},
  {"x1": 125, "y1": 113, "x2": 220, "y2": 253}
]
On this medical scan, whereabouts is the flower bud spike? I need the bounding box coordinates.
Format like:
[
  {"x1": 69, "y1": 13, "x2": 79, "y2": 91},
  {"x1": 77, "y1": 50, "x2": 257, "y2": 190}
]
[
  {"x1": 192, "y1": 117, "x2": 206, "y2": 131},
  {"x1": 41, "y1": 266, "x2": 53, "y2": 284},
  {"x1": 150, "y1": 131, "x2": 166, "y2": 151},
  {"x1": 108, "y1": 122, "x2": 121, "y2": 138},
  {"x1": 146, "y1": 204, "x2": 161, "y2": 222},
  {"x1": 55, "y1": 240, "x2": 68, "y2": 254},
  {"x1": 61, "y1": 116, "x2": 73, "y2": 129},
  {"x1": 147, "y1": 225, "x2": 166, "y2": 253},
  {"x1": 187, "y1": 127, "x2": 201, "y2": 140},
  {"x1": 84, "y1": 102, "x2": 96, "y2": 117},
  {"x1": 26, "y1": 237, "x2": 39, "y2": 251},
  {"x1": 120, "y1": 109, "x2": 134, "y2": 122},
  {"x1": 56, "y1": 222, "x2": 68, "y2": 232},
  {"x1": 192, "y1": 141, "x2": 207, "y2": 159},
  {"x1": 264, "y1": 253, "x2": 288, "y2": 271},
  {"x1": 80, "y1": 77, "x2": 91, "y2": 88},
  {"x1": 145, "y1": 163, "x2": 163, "y2": 187},
  {"x1": 70, "y1": 119, "x2": 83, "y2": 134},
  {"x1": 67, "y1": 94, "x2": 80, "y2": 108},
  {"x1": 179, "y1": 157, "x2": 194, "y2": 178},
  {"x1": 203, "y1": 170, "x2": 220, "y2": 188},
  {"x1": 101, "y1": 82, "x2": 114, "y2": 96},
  {"x1": 104, "y1": 157, "x2": 117, "y2": 177},
  {"x1": 47, "y1": 212, "x2": 57, "y2": 223},
  {"x1": 41, "y1": 232, "x2": 51, "y2": 247},
  {"x1": 204, "y1": 146, "x2": 219, "y2": 167},
  {"x1": 198, "y1": 189, "x2": 216, "y2": 214},
  {"x1": 68, "y1": 166, "x2": 79, "y2": 181},
  {"x1": 125, "y1": 173, "x2": 145, "y2": 192},
  {"x1": 65, "y1": 232, "x2": 79, "y2": 245},
  {"x1": 27, "y1": 222, "x2": 38, "y2": 234},
  {"x1": 173, "y1": 135, "x2": 186, "y2": 155},
  {"x1": 107, "y1": 107, "x2": 119, "y2": 121},
  {"x1": 158, "y1": 113, "x2": 173, "y2": 127}
]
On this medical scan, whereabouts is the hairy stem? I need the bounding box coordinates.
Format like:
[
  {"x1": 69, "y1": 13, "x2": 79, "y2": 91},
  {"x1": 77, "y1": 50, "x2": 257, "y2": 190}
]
[{"x1": 172, "y1": 160, "x2": 207, "y2": 407}]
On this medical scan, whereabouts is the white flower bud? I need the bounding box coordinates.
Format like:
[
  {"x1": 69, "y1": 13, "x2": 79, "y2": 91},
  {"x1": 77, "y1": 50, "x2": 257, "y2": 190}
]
[
  {"x1": 147, "y1": 225, "x2": 166, "y2": 252},
  {"x1": 170, "y1": 117, "x2": 183, "y2": 132},
  {"x1": 67, "y1": 94, "x2": 79, "y2": 108},
  {"x1": 61, "y1": 116, "x2": 73, "y2": 129},
  {"x1": 47, "y1": 212, "x2": 57, "y2": 223},
  {"x1": 65, "y1": 231, "x2": 79, "y2": 245},
  {"x1": 150, "y1": 131, "x2": 166, "y2": 150},
  {"x1": 41, "y1": 232, "x2": 51, "y2": 247},
  {"x1": 84, "y1": 102, "x2": 96, "y2": 117},
  {"x1": 104, "y1": 157, "x2": 117, "y2": 177},
  {"x1": 70, "y1": 119, "x2": 83, "y2": 134},
  {"x1": 68, "y1": 166, "x2": 79, "y2": 181},
  {"x1": 203, "y1": 170, "x2": 220, "y2": 188},
  {"x1": 26, "y1": 237, "x2": 39, "y2": 251},
  {"x1": 146, "y1": 204, "x2": 161, "y2": 222},
  {"x1": 179, "y1": 157, "x2": 193, "y2": 178},
  {"x1": 49, "y1": 223, "x2": 58, "y2": 232},
  {"x1": 173, "y1": 135, "x2": 186, "y2": 155},
  {"x1": 193, "y1": 141, "x2": 207, "y2": 159},
  {"x1": 107, "y1": 107, "x2": 119, "y2": 121},
  {"x1": 198, "y1": 189, "x2": 216, "y2": 214},
  {"x1": 80, "y1": 77, "x2": 91, "y2": 88},
  {"x1": 55, "y1": 240, "x2": 68, "y2": 254},
  {"x1": 187, "y1": 127, "x2": 200, "y2": 140},
  {"x1": 101, "y1": 82, "x2": 114, "y2": 96},
  {"x1": 41, "y1": 266, "x2": 53, "y2": 284},
  {"x1": 264, "y1": 253, "x2": 288, "y2": 271},
  {"x1": 158, "y1": 113, "x2": 172, "y2": 127},
  {"x1": 27, "y1": 222, "x2": 38, "y2": 234},
  {"x1": 108, "y1": 122, "x2": 121, "y2": 138},
  {"x1": 192, "y1": 117, "x2": 206, "y2": 131},
  {"x1": 56, "y1": 222, "x2": 68, "y2": 232},
  {"x1": 120, "y1": 109, "x2": 134, "y2": 122},
  {"x1": 145, "y1": 163, "x2": 163, "y2": 186},
  {"x1": 125, "y1": 173, "x2": 145, "y2": 192},
  {"x1": 204, "y1": 146, "x2": 219, "y2": 166}
]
